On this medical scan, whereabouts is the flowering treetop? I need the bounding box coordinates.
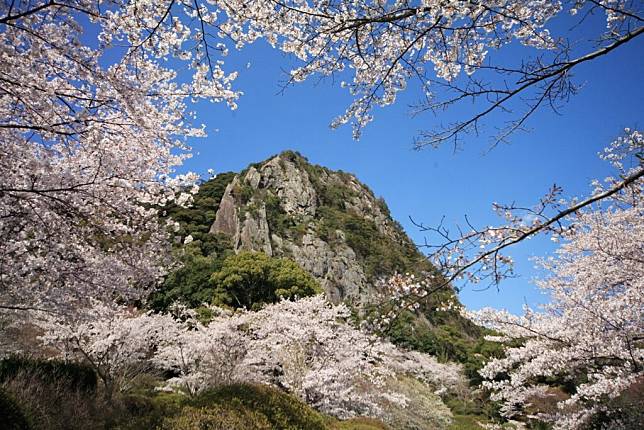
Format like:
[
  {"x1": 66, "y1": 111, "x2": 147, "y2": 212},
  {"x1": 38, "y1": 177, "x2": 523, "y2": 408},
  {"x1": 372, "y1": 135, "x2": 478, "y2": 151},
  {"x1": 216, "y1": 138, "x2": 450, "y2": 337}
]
[
  {"x1": 0, "y1": 0, "x2": 240, "y2": 311},
  {"x1": 468, "y1": 159, "x2": 643, "y2": 429}
]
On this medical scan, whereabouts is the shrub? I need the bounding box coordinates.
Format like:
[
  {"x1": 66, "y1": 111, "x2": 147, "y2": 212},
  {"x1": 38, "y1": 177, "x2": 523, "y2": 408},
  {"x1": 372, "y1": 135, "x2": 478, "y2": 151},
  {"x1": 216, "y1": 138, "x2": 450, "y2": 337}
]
[
  {"x1": 447, "y1": 415, "x2": 489, "y2": 430},
  {"x1": 109, "y1": 392, "x2": 188, "y2": 430},
  {"x1": 331, "y1": 417, "x2": 390, "y2": 430},
  {"x1": 211, "y1": 251, "x2": 321, "y2": 310},
  {"x1": 0, "y1": 388, "x2": 30, "y2": 430},
  {"x1": 0, "y1": 356, "x2": 96, "y2": 393},
  {"x1": 192, "y1": 383, "x2": 328, "y2": 430},
  {"x1": 159, "y1": 403, "x2": 272, "y2": 430},
  {"x1": 1, "y1": 367, "x2": 104, "y2": 430},
  {"x1": 150, "y1": 244, "x2": 227, "y2": 310},
  {"x1": 0, "y1": 366, "x2": 191, "y2": 430}
]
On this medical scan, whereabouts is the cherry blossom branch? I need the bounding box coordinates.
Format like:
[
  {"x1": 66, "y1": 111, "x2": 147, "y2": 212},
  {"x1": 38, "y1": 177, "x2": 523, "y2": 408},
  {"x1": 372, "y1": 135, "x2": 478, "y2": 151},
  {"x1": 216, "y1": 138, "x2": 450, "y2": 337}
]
[
  {"x1": 371, "y1": 132, "x2": 643, "y2": 333},
  {"x1": 425, "y1": 165, "x2": 642, "y2": 282},
  {"x1": 414, "y1": 25, "x2": 644, "y2": 148}
]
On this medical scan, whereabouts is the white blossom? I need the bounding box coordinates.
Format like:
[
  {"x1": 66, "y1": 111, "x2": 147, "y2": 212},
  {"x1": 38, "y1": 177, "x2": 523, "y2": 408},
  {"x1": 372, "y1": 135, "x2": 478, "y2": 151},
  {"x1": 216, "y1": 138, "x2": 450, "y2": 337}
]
[{"x1": 468, "y1": 177, "x2": 643, "y2": 429}]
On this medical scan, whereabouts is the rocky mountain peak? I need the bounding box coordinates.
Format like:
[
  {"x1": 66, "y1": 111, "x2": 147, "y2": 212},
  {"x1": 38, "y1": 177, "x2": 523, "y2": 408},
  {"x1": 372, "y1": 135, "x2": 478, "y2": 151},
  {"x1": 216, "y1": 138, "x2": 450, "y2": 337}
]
[{"x1": 209, "y1": 151, "x2": 431, "y2": 303}]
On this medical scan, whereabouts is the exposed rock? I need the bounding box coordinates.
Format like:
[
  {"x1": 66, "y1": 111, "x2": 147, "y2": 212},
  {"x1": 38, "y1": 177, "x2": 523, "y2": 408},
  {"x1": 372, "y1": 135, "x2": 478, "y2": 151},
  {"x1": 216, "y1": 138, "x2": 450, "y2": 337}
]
[
  {"x1": 287, "y1": 233, "x2": 368, "y2": 303},
  {"x1": 245, "y1": 166, "x2": 261, "y2": 189},
  {"x1": 208, "y1": 151, "x2": 427, "y2": 303},
  {"x1": 259, "y1": 156, "x2": 317, "y2": 216},
  {"x1": 209, "y1": 178, "x2": 239, "y2": 237},
  {"x1": 236, "y1": 202, "x2": 272, "y2": 256},
  {"x1": 271, "y1": 234, "x2": 284, "y2": 253}
]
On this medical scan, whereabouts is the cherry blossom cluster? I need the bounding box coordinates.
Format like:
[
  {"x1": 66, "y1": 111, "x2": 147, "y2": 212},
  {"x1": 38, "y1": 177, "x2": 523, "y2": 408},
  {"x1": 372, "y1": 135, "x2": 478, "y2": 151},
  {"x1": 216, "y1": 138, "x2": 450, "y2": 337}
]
[
  {"x1": 211, "y1": 0, "x2": 640, "y2": 144},
  {"x1": 0, "y1": 0, "x2": 240, "y2": 311},
  {"x1": 39, "y1": 296, "x2": 464, "y2": 420},
  {"x1": 467, "y1": 184, "x2": 643, "y2": 429},
  {"x1": 154, "y1": 295, "x2": 464, "y2": 419},
  {"x1": 216, "y1": 0, "x2": 563, "y2": 139},
  {"x1": 37, "y1": 301, "x2": 178, "y2": 398},
  {"x1": 363, "y1": 273, "x2": 467, "y2": 335},
  {"x1": 364, "y1": 273, "x2": 430, "y2": 332}
]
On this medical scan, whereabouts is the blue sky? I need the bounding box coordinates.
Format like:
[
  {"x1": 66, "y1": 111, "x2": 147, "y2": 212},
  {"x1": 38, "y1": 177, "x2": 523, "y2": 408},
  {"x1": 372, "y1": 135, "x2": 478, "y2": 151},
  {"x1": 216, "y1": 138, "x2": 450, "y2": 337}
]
[{"x1": 178, "y1": 20, "x2": 644, "y2": 314}]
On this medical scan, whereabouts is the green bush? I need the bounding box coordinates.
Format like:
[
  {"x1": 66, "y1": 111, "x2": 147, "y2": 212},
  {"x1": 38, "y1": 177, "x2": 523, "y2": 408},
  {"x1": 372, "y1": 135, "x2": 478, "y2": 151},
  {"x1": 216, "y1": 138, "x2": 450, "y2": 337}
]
[
  {"x1": 331, "y1": 417, "x2": 390, "y2": 430},
  {"x1": 265, "y1": 192, "x2": 296, "y2": 239},
  {"x1": 448, "y1": 415, "x2": 489, "y2": 430},
  {"x1": 0, "y1": 388, "x2": 30, "y2": 430},
  {"x1": 211, "y1": 251, "x2": 321, "y2": 310},
  {"x1": 149, "y1": 237, "x2": 233, "y2": 310},
  {"x1": 0, "y1": 356, "x2": 96, "y2": 393},
  {"x1": 192, "y1": 383, "x2": 328, "y2": 430},
  {"x1": 1, "y1": 366, "x2": 105, "y2": 430},
  {"x1": 109, "y1": 392, "x2": 188, "y2": 430},
  {"x1": 159, "y1": 403, "x2": 272, "y2": 430}
]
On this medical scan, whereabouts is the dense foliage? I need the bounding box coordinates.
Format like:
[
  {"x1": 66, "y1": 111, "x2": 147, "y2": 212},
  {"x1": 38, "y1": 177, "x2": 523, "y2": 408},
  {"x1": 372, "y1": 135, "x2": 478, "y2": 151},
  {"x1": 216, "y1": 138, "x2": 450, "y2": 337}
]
[
  {"x1": 0, "y1": 388, "x2": 30, "y2": 430},
  {"x1": 211, "y1": 251, "x2": 322, "y2": 309},
  {"x1": 0, "y1": 357, "x2": 97, "y2": 393},
  {"x1": 387, "y1": 310, "x2": 505, "y2": 385},
  {"x1": 149, "y1": 237, "x2": 233, "y2": 310},
  {"x1": 188, "y1": 384, "x2": 328, "y2": 430},
  {"x1": 36, "y1": 295, "x2": 465, "y2": 425},
  {"x1": 150, "y1": 172, "x2": 238, "y2": 309},
  {"x1": 0, "y1": 355, "x2": 384, "y2": 430}
]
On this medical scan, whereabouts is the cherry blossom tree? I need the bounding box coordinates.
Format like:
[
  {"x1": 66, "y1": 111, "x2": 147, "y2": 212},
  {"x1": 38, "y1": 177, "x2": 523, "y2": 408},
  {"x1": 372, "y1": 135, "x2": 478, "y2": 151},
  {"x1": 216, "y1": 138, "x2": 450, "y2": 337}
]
[
  {"x1": 0, "y1": 0, "x2": 240, "y2": 312},
  {"x1": 152, "y1": 305, "x2": 251, "y2": 395},
  {"x1": 467, "y1": 163, "x2": 643, "y2": 429},
  {"x1": 3, "y1": 0, "x2": 641, "y2": 315},
  {"x1": 152, "y1": 295, "x2": 464, "y2": 419},
  {"x1": 213, "y1": 0, "x2": 642, "y2": 147},
  {"x1": 374, "y1": 130, "x2": 642, "y2": 321},
  {"x1": 38, "y1": 301, "x2": 178, "y2": 400}
]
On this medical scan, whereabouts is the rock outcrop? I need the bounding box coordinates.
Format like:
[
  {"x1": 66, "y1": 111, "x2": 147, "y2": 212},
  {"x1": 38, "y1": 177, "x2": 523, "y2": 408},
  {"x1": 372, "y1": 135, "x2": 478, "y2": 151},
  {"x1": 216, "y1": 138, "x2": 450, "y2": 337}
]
[
  {"x1": 210, "y1": 179, "x2": 240, "y2": 237},
  {"x1": 209, "y1": 151, "x2": 430, "y2": 303}
]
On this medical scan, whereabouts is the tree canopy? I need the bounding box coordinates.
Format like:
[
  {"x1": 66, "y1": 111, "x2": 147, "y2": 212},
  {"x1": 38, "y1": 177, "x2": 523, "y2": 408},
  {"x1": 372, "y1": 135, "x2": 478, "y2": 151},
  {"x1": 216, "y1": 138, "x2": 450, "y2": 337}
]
[{"x1": 211, "y1": 251, "x2": 322, "y2": 310}]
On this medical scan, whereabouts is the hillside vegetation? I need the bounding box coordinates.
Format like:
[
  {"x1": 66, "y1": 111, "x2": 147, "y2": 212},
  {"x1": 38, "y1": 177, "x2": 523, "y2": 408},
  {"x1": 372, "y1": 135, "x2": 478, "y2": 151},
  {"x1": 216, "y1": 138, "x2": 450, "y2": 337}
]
[
  {"x1": 146, "y1": 152, "x2": 508, "y2": 426},
  {"x1": 1, "y1": 359, "x2": 393, "y2": 430},
  {"x1": 154, "y1": 152, "x2": 502, "y2": 375}
]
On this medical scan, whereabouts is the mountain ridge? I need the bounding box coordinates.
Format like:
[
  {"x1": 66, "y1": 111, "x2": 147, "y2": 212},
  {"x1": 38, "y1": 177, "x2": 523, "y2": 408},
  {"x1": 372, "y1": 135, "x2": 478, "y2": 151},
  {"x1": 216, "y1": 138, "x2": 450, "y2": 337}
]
[
  {"x1": 206, "y1": 150, "x2": 436, "y2": 303},
  {"x1": 155, "y1": 150, "x2": 498, "y2": 386}
]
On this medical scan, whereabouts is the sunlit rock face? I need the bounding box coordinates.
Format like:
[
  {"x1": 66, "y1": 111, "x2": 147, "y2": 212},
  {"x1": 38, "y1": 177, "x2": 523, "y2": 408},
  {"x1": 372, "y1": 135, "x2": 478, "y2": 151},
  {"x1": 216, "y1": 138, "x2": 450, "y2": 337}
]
[{"x1": 209, "y1": 151, "x2": 430, "y2": 304}]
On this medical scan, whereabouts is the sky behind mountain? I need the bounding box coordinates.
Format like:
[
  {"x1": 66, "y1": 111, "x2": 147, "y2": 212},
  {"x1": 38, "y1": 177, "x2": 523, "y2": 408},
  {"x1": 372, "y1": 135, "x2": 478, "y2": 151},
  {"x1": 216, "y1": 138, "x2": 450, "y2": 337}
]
[{"x1": 178, "y1": 18, "x2": 643, "y2": 314}]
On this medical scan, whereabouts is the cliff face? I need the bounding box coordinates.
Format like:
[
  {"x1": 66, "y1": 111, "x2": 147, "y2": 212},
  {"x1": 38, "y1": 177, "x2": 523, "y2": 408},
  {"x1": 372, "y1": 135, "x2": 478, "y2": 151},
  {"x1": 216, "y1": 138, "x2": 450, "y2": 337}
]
[{"x1": 208, "y1": 151, "x2": 432, "y2": 303}]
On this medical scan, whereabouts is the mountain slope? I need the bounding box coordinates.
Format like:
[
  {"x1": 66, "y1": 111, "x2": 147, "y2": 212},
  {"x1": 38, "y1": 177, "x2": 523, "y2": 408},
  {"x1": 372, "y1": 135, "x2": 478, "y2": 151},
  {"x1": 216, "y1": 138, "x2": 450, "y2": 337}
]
[
  {"x1": 155, "y1": 151, "x2": 501, "y2": 384},
  {"x1": 208, "y1": 150, "x2": 435, "y2": 303}
]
